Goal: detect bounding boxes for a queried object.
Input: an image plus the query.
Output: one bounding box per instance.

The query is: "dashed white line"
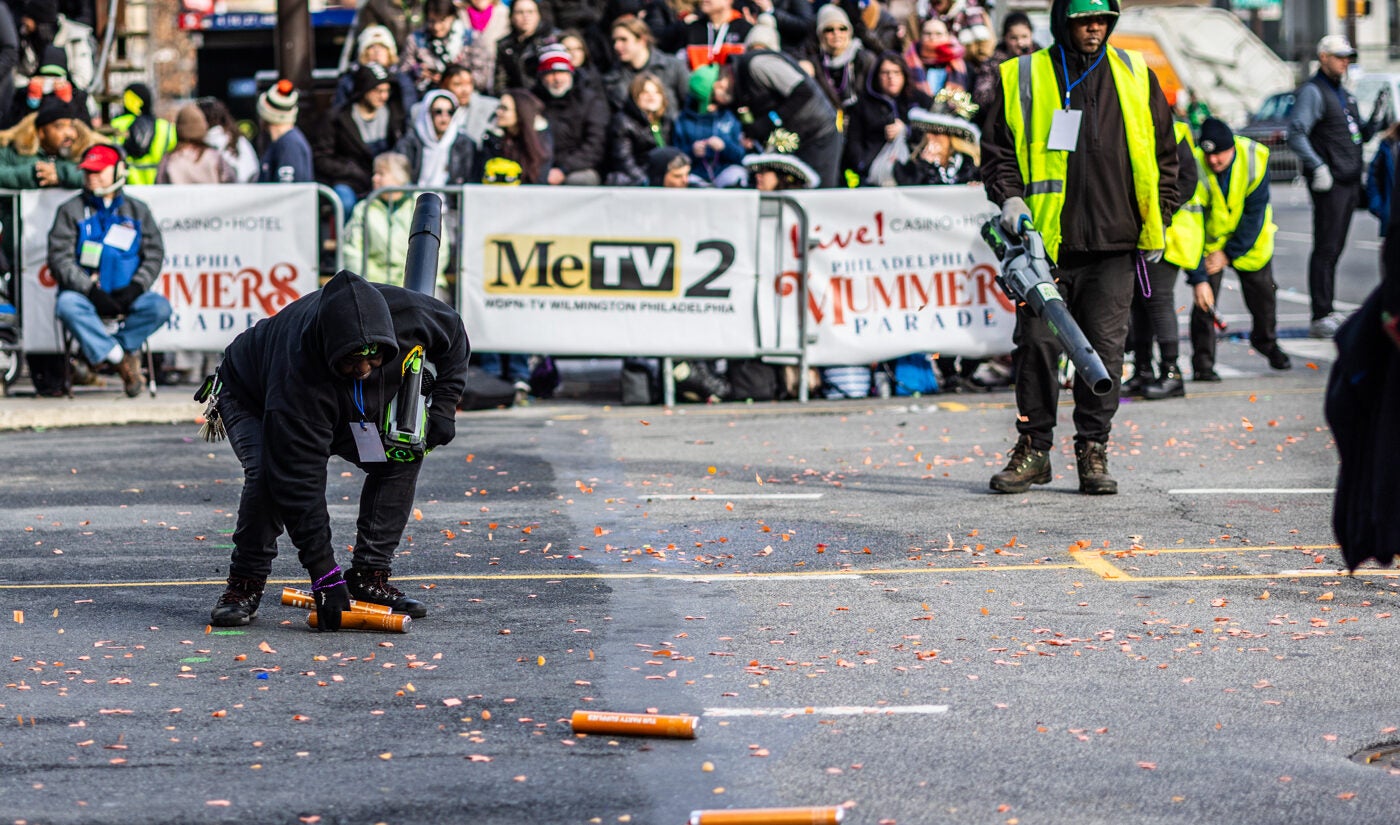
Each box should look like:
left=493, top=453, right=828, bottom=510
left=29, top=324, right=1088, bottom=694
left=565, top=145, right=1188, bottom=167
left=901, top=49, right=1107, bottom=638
left=702, top=704, right=948, bottom=718
left=1168, top=488, right=1333, bottom=495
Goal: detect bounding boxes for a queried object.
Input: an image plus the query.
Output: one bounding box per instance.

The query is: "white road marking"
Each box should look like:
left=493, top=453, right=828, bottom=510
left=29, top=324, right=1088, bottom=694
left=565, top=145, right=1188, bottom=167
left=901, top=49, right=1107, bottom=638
left=1276, top=288, right=1361, bottom=311
left=1277, top=230, right=1381, bottom=251
left=703, top=704, right=949, bottom=718
left=643, top=493, right=824, bottom=501
left=1168, top=488, right=1334, bottom=495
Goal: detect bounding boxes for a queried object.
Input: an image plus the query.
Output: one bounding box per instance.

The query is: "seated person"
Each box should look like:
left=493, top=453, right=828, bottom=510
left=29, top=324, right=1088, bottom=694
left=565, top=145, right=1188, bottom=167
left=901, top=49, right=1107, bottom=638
left=0, top=97, right=101, bottom=189
left=646, top=146, right=693, bottom=188
left=672, top=64, right=745, bottom=188
left=536, top=46, right=609, bottom=185
left=48, top=144, right=171, bottom=397
left=342, top=152, right=450, bottom=292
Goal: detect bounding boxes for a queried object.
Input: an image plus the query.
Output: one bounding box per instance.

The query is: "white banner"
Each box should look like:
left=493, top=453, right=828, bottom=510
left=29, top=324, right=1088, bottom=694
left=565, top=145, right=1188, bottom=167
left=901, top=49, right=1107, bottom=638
left=20, top=183, right=320, bottom=353
left=775, top=187, right=1014, bottom=366
left=460, top=186, right=762, bottom=357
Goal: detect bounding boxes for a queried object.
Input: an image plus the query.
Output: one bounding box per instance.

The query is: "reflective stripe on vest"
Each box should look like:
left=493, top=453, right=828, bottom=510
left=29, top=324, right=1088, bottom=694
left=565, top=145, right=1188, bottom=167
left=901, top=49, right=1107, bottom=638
left=1000, top=47, right=1164, bottom=262
left=112, top=115, right=176, bottom=186
left=1199, top=135, right=1275, bottom=272
left=1164, top=120, right=1207, bottom=270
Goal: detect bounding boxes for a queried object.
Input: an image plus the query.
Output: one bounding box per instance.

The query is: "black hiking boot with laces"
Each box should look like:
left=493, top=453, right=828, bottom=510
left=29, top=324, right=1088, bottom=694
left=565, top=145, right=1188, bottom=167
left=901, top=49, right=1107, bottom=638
left=210, top=576, right=265, bottom=626
left=1075, top=440, right=1118, bottom=495
left=989, top=436, right=1052, bottom=494
left=347, top=567, right=428, bottom=618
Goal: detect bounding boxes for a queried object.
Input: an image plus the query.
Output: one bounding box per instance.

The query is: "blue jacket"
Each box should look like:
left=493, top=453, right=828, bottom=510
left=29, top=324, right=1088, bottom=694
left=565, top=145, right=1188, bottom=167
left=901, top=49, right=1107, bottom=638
left=672, top=108, right=745, bottom=185
left=1366, top=137, right=1397, bottom=236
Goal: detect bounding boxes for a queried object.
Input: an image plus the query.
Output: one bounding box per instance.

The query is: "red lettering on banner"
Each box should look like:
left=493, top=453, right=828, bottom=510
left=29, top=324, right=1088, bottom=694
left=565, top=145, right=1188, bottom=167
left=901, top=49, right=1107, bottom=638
left=789, top=211, right=886, bottom=258
left=775, top=263, right=1014, bottom=326
left=159, top=264, right=303, bottom=315
left=38, top=264, right=55, bottom=288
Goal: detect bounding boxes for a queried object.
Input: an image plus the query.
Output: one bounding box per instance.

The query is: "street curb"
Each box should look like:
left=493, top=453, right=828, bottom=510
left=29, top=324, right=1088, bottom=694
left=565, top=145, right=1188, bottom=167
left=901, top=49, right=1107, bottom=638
left=0, top=396, right=200, bottom=431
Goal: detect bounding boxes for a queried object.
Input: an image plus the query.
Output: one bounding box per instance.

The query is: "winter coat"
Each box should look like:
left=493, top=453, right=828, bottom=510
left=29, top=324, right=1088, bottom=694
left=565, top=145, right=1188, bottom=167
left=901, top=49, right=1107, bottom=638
left=603, top=49, right=690, bottom=115
left=843, top=63, right=931, bottom=182
left=394, top=125, right=480, bottom=185
left=606, top=101, right=673, bottom=185
left=0, top=110, right=104, bottom=189
left=216, top=271, right=470, bottom=574
left=155, top=143, right=237, bottom=184
left=342, top=195, right=450, bottom=287
left=673, top=107, right=745, bottom=184
left=1366, top=136, right=1398, bottom=236
left=313, top=99, right=409, bottom=196
left=540, top=82, right=610, bottom=176
left=480, top=119, right=555, bottom=184
left=494, top=27, right=560, bottom=94
left=47, top=191, right=164, bottom=295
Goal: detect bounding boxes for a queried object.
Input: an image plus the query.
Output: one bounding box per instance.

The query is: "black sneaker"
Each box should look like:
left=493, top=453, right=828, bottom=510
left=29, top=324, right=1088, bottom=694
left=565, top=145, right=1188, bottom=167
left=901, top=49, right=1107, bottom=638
left=347, top=567, right=428, bottom=618
left=989, top=436, right=1052, bottom=494
left=210, top=576, right=265, bottom=626
left=1193, top=369, right=1222, bottom=382
left=1260, top=346, right=1292, bottom=371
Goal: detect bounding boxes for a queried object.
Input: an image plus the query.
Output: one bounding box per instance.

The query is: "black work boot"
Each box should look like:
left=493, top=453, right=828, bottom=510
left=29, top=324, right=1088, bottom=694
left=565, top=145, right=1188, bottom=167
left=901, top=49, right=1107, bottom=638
left=210, top=576, right=265, bottom=626
left=1120, top=367, right=1152, bottom=397
left=347, top=567, right=428, bottom=618
left=989, top=436, right=1052, bottom=494
left=1075, top=441, right=1118, bottom=495
left=1143, top=363, right=1185, bottom=400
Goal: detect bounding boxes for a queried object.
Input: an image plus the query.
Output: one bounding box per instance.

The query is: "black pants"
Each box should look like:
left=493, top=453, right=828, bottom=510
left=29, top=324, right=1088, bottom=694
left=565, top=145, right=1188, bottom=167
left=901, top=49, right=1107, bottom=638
left=1308, top=182, right=1360, bottom=321
left=1129, top=259, right=1183, bottom=371
left=797, top=129, right=844, bottom=189
left=1013, top=250, right=1135, bottom=451
left=221, top=393, right=423, bottom=582
left=1189, top=260, right=1280, bottom=373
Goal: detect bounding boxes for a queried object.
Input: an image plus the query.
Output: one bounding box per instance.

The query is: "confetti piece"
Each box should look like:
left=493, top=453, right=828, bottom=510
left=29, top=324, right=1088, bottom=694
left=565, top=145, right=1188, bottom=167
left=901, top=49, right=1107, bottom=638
left=12, top=610, right=22, bottom=624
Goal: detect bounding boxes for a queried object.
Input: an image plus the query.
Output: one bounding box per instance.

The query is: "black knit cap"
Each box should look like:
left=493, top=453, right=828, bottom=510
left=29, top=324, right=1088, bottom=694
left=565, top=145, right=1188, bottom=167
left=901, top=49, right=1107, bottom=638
left=34, top=96, right=73, bottom=128
left=1198, top=118, right=1234, bottom=155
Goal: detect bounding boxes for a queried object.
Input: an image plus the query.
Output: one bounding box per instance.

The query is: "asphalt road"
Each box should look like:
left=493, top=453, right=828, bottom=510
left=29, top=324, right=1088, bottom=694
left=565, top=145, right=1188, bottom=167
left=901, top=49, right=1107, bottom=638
left=2, top=194, right=1398, bottom=825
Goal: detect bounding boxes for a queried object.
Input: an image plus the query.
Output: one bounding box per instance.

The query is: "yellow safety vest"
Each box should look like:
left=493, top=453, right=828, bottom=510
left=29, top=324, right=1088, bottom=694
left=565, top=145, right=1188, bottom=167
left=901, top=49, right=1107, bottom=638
left=1198, top=135, right=1275, bottom=272
left=1163, top=120, right=1206, bottom=270
left=111, top=113, right=176, bottom=186
left=1000, top=47, right=1164, bottom=262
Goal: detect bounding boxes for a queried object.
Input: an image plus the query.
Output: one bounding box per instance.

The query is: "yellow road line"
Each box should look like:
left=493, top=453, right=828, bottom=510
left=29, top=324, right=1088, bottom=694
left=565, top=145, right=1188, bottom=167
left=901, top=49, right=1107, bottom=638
left=1069, top=549, right=1135, bottom=580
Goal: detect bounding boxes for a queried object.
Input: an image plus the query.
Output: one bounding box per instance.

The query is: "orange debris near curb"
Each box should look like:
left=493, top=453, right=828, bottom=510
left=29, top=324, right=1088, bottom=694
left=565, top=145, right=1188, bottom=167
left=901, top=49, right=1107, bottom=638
left=570, top=710, right=698, bottom=739
left=688, top=806, right=844, bottom=824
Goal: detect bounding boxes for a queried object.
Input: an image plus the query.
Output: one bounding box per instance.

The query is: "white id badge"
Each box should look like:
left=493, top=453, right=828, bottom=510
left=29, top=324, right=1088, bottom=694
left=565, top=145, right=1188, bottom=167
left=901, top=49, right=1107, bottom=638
left=351, top=421, right=387, bottom=462
left=1047, top=109, right=1083, bottom=152
left=103, top=223, right=137, bottom=251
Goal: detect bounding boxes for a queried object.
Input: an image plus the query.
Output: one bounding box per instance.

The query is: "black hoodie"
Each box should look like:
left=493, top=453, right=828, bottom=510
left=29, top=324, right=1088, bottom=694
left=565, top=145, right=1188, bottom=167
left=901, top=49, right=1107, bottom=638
left=980, top=0, right=1178, bottom=256
left=218, top=271, right=470, bottom=569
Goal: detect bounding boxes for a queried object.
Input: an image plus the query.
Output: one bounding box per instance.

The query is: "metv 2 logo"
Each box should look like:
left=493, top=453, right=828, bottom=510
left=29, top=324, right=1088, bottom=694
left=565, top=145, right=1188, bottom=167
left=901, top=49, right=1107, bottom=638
left=484, top=235, right=736, bottom=299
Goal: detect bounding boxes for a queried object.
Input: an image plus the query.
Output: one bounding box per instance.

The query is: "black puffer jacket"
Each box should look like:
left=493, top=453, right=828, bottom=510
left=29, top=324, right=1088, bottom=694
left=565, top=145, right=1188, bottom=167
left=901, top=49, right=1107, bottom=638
left=980, top=0, right=1178, bottom=255
left=313, top=100, right=408, bottom=196
left=606, top=100, right=673, bottom=185
left=843, top=57, right=931, bottom=181
left=540, top=81, right=611, bottom=175
left=218, top=271, right=470, bottom=571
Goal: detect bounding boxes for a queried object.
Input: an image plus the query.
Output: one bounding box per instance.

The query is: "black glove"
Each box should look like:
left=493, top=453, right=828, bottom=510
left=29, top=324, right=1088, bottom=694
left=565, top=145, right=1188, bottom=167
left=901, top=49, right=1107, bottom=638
left=111, top=283, right=144, bottom=313
left=425, top=408, right=456, bottom=450
left=87, top=287, right=122, bottom=317
left=309, top=564, right=350, bottom=632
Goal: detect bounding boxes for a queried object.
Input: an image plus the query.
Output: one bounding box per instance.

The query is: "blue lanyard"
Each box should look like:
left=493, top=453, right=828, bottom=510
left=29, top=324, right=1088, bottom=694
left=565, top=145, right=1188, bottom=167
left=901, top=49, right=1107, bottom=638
left=352, top=379, right=367, bottom=422
left=1059, top=45, right=1105, bottom=110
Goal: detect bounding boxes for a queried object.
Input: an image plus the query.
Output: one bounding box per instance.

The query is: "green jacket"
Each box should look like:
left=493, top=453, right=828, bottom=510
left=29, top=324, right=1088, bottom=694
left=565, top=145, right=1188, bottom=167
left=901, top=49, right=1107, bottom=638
left=0, top=144, right=83, bottom=189
left=342, top=194, right=449, bottom=289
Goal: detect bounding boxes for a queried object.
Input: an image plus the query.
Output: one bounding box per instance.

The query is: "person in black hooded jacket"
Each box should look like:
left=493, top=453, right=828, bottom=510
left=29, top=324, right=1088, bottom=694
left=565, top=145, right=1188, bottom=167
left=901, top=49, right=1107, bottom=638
left=980, top=0, right=1177, bottom=497
left=843, top=51, right=929, bottom=184
left=207, top=271, right=470, bottom=630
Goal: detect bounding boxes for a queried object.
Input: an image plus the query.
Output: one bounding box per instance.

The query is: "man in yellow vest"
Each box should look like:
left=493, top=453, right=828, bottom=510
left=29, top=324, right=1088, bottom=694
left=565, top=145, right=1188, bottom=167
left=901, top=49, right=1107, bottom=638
left=1188, top=118, right=1290, bottom=380
left=109, top=83, right=175, bottom=186
left=980, top=0, right=1178, bottom=495
left=1128, top=117, right=1205, bottom=401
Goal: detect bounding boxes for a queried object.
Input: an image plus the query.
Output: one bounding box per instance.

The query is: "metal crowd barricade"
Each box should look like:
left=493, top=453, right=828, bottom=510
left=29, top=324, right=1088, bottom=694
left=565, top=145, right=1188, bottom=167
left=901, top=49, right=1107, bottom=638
left=0, top=189, right=23, bottom=394
left=661, top=193, right=812, bottom=406
left=316, top=183, right=347, bottom=277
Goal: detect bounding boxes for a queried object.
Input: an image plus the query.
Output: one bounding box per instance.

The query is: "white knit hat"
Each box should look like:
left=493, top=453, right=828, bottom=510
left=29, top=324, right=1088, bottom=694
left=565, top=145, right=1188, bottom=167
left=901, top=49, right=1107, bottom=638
left=258, top=79, right=299, bottom=125
left=358, top=24, right=399, bottom=63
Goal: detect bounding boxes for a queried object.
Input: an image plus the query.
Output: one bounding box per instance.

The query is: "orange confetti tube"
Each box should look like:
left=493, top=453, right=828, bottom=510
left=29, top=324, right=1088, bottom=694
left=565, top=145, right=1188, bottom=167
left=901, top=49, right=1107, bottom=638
left=569, top=710, right=698, bottom=739
left=688, top=807, right=844, bottom=825
left=305, top=611, right=410, bottom=633
left=281, top=587, right=393, bottom=615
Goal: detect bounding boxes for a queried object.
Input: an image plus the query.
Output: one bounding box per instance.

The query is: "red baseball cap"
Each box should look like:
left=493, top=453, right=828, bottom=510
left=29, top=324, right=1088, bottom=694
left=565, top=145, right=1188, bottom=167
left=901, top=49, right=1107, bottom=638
left=78, top=144, right=121, bottom=172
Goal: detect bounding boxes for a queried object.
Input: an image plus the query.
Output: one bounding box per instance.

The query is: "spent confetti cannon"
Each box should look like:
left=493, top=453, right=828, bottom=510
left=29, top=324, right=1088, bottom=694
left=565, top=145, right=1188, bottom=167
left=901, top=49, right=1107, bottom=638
left=281, top=587, right=393, bottom=616
left=570, top=710, right=698, bottom=739
left=980, top=217, right=1113, bottom=396
left=306, top=611, right=410, bottom=633
left=688, top=807, right=845, bottom=825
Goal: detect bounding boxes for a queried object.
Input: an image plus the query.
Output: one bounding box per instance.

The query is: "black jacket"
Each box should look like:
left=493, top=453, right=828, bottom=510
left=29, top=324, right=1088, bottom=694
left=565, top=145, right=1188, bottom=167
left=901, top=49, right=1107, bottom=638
left=495, top=27, right=560, bottom=93
left=313, top=100, right=408, bottom=195
left=606, top=101, right=673, bottom=185
left=218, top=272, right=470, bottom=571
left=541, top=82, right=611, bottom=175
left=981, top=0, right=1178, bottom=255
left=843, top=60, right=931, bottom=181
left=393, top=126, right=480, bottom=185
left=729, top=49, right=838, bottom=147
